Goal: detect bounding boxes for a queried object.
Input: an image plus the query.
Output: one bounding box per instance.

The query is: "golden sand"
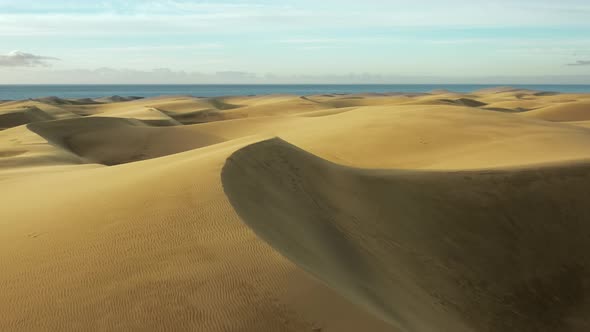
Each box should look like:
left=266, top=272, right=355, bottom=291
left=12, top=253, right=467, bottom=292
left=2, top=90, right=590, bottom=331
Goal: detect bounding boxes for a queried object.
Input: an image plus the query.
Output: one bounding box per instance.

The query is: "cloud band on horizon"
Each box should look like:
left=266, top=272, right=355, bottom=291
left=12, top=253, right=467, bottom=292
left=0, top=50, right=60, bottom=67
left=567, top=60, right=590, bottom=66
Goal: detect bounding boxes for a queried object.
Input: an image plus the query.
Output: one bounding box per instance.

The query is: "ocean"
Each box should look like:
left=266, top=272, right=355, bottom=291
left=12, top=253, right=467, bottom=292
left=1, top=84, right=590, bottom=100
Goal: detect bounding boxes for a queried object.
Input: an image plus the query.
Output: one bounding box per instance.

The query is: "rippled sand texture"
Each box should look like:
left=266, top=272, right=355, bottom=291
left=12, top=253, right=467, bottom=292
left=2, top=88, right=590, bottom=331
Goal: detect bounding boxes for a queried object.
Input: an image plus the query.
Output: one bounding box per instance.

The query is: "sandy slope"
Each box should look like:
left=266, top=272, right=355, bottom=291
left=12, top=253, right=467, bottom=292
left=2, top=89, right=590, bottom=331
left=27, top=117, right=223, bottom=165
left=0, top=124, right=90, bottom=179
left=223, top=138, right=590, bottom=332
left=0, top=137, right=398, bottom=331
left=521, top=100, right=590, bottom=122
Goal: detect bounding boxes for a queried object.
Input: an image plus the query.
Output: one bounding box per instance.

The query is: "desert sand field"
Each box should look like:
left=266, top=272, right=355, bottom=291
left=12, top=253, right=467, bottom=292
left=2, top=87, right=590, bottom=331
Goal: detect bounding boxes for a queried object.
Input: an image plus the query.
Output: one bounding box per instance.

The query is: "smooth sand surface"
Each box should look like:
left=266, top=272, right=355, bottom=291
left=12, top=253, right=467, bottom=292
left=223, top=139, right=590, bottom=332
left=521, top=100, right=590, bottom=121
left=2, top=90, right=590, bottom=331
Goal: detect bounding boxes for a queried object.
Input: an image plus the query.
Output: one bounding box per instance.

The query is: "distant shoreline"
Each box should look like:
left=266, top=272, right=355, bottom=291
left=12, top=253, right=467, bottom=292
left=1, top=84, right=589, bottom=100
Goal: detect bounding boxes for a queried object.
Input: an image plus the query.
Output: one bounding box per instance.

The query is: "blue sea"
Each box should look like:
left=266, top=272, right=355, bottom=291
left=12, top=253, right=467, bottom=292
left=1, top=84, right=590, bottom=100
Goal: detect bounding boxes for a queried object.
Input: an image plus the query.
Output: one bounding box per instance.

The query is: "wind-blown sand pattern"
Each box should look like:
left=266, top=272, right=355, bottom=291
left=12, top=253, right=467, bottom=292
left=2, top=89, right=590, bottom=331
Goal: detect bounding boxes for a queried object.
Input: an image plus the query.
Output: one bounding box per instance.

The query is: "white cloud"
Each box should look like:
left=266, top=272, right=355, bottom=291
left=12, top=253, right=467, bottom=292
left=0, top=67, right=260, bottom=84
left=567, top=60, right=590, bottom=66
left=0, top=50, right=59, bottom=67
left=1, top=66, right=589, bottom=84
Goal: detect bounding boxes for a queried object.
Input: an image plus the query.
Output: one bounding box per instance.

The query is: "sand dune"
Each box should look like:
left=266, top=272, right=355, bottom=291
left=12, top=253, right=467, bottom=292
left=3, top=90, right=590, bottom=331
left=521, top=100, right=590, bottom=122
left=0, top=136, right=395, bottom=332
left=279, top=105, right=590, bottom=169
left=94, top=106, right=182, bottom=126
left=33, top=96, right=103, bottom=106
left=441, top=97, right=487, bottom=107
left=0, top=100, right=81, bottom=129
left=0, top=124, right=88, bottom=177
left=472, top=86, right=548, bottom=96
left=27, top=117, right=222, bottom=165
left=222, top=138, right=590, bottom=332
left=94, top=95, right=144, bottom=103
left=482, top=99, right=547, bottom=111
left=0, top=106, right=54, bottom=129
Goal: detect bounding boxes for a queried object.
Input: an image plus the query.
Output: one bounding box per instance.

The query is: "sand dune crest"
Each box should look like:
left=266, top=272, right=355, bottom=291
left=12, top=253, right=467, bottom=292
left=222, top=138, right=590, bottom=332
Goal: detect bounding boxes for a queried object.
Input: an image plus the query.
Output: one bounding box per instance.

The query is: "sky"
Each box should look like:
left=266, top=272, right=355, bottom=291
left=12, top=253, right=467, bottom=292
left=0, top=0, right=590, bottom=84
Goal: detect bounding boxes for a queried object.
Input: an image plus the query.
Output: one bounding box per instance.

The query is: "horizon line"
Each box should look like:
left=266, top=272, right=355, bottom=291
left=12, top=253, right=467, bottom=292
left=1, top=83, right=590, bottom=86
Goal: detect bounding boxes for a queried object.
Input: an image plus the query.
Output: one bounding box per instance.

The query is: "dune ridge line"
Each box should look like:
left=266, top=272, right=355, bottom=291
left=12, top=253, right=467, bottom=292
left=222, top=137, right=590, bottom=332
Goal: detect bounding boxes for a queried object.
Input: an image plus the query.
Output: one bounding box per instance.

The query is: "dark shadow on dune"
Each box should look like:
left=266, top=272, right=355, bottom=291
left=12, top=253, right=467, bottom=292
left=222, top=138, right=590, bottom=332
left=206, top=97, right=242, bottom=110
left=533, top=91, right=560, bottom=96
left=27, top=117, right=224, bottom=165
left=33, top=96, right=106, bottom=105
left=0, top=106, right=55, bottom=130
left=439, top=98, right=487, bottom=107
left=160, top=108, right=245, bottom=125
left=482, top=107, right=528, bottom=113
left=0, top=150, right=27, bottom=158
left=94, top=95, right=144, bottom=103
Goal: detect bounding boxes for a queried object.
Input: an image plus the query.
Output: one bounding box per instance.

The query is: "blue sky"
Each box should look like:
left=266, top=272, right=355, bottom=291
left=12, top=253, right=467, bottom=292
left=0, top=0, right=590, bottom=83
